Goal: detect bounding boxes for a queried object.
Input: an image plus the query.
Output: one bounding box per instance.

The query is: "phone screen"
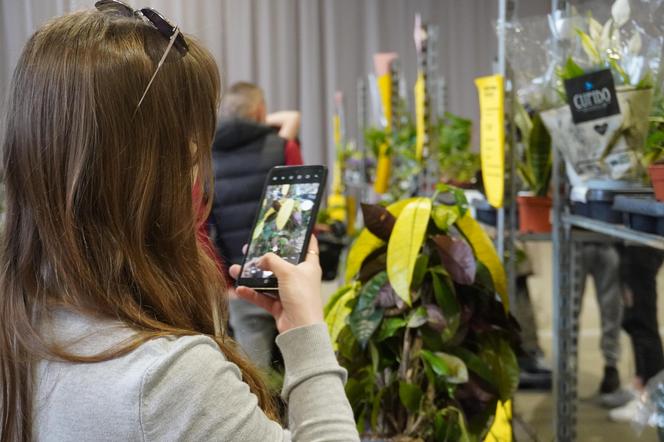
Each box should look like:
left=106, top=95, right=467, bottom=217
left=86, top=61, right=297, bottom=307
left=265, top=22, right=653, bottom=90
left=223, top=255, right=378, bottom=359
left=238, top=166, right=326, bottom=290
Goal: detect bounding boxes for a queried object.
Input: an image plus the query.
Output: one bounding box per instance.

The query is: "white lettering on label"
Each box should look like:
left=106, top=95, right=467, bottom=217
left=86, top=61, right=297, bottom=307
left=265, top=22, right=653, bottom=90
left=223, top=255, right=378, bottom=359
left=572, top=87, right=612, bottom=111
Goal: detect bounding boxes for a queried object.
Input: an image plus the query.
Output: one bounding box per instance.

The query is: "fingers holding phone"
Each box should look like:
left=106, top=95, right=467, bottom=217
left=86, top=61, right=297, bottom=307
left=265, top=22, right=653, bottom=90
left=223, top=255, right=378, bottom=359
left=229, top=235, right=323, bottom=333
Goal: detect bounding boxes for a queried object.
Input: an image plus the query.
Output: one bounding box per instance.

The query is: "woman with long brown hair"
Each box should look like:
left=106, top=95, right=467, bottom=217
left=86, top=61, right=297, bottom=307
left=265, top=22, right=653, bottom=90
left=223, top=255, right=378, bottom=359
left=0, top=3, right=358, bottom=441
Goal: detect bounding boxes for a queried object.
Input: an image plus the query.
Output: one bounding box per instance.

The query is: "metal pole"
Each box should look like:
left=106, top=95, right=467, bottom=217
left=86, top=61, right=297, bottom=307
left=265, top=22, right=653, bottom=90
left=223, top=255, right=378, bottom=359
left=550, top=0, right=577, bottom=440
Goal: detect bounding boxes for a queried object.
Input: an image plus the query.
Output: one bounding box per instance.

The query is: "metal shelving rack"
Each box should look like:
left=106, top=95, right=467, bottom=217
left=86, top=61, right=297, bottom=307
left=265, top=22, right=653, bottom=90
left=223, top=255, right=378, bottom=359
left=552, top=165, right=664, bottom=441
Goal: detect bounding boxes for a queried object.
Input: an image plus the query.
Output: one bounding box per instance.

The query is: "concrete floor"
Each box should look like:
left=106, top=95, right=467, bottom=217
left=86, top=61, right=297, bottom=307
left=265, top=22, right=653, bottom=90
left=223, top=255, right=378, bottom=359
left=511, top=250, right=664, bottom=442
left=514, top=333, right=659, bottom=441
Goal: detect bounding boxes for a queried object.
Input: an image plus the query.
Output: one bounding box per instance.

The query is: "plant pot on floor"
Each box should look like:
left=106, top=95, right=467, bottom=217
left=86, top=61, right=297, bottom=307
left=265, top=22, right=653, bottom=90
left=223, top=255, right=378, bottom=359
left=517, top=195, right=552, bottom=233
left=649, top=164, right=664, bottom=202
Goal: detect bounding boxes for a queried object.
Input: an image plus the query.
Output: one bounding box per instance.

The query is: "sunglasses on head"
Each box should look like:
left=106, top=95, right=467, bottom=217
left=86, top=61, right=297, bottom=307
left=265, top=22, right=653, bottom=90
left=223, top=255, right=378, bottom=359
left=94, top=0, right=189, bottom=109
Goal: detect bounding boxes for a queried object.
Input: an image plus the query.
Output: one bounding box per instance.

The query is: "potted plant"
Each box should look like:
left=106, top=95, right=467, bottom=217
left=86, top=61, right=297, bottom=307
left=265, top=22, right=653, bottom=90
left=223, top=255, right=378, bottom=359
left=436, top=112, right=480, bottom=188
left=514, top=102, right=553, bottom=233
left=644, top=96, right=664, bottom=200
left=325, top=186, right=520, bottom=441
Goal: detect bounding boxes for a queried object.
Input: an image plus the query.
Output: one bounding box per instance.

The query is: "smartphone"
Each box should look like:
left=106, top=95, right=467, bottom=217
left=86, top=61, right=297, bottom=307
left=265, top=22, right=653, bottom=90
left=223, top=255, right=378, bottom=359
left=237, top=165, right=327, bottom=292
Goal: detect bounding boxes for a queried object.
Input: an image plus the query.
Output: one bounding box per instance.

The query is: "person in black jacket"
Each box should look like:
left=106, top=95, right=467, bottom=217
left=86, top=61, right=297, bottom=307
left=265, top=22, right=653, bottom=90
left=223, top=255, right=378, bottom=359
left=209, top=82, right=302, bottom=369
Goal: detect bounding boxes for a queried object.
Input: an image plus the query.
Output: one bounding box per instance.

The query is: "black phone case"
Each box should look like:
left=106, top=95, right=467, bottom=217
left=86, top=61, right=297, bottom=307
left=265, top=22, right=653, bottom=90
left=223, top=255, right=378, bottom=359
left=236, top=165, right=327, bottom=292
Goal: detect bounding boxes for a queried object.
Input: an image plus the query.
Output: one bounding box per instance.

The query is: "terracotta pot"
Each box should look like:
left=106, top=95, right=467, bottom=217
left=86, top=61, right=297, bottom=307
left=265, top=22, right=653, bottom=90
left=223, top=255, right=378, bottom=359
left=517, top=195, right=552, bottom=233
left=649, top=164, right=664, bottom=202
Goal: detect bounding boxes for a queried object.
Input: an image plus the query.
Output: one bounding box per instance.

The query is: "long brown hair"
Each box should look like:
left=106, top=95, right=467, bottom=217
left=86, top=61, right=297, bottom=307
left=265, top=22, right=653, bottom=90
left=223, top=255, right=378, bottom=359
left=0, top=10, right=275, bottom=441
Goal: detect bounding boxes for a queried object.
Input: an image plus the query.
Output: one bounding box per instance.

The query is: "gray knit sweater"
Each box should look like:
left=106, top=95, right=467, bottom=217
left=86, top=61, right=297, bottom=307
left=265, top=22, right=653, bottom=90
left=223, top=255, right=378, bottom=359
left=33, top=309, right=359, bottom=441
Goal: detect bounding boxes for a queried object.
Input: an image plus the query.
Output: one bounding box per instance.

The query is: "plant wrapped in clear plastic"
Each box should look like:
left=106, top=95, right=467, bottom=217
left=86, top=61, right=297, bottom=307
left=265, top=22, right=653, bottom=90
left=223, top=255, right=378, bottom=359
left=505, top=0, right=664, bottom=186
left=633, top=370, right=664, bottom=441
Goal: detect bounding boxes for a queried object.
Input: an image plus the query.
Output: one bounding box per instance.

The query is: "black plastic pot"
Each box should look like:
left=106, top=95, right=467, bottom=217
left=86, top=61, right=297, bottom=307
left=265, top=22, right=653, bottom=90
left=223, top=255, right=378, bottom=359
left=471, top=199, right=519, bottom=229
left=317, top=233, right=345, bottom=281
left=571, top=189, right=622, bottom=224
left=613, top=196, right=664, bottom=236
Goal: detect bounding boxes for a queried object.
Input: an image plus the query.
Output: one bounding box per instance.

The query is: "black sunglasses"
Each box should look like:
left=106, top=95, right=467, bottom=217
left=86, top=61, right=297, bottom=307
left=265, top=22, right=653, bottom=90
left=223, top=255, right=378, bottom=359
left=95, top=0, right=188, bottom=54
left=94, top=0, right=188, bottom=109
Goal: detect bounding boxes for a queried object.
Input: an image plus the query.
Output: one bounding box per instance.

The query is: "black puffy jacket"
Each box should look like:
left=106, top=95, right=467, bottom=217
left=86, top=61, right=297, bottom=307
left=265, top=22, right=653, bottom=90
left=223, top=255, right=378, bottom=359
left=209, top=118, right=285, bottom=266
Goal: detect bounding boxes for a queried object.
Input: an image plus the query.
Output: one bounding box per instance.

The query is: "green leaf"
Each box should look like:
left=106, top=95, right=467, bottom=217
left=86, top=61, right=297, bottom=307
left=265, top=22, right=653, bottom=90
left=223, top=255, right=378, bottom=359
left=398, top=382, right=423, bottom=412
left=452, top=347, right=496, bottom=388
left=420, top=349, right=450, bottom=377
left=370, top=387, right=385, bottom=431
left=407, top=306, right=428, bottom=328
left=559, top=56, right=585, bottom=80
left=431, top=271, right=460, bottom=342
left=348, top=272, right=387, bottom=348
left=324, top=285, right=357, bottom=349
left=387, top=197, right=432, bottom=305
left=411, top=254, right=429, bottom=290
left=527, top=113, right=552, bottom=197
left=455, top=213, right=509, bottom=311
left=323, top=285, right=352, bottom=317
left=375, top=317, right=407, bottom=342
left=369, top=340, right=380, bottom=375
left=480, top=337, right=519, bottom=402
left=432, top=204, right=459, bottom=231
left=345, top=198, right=418, bottom=282
left=276, top=198, right=295, bottom=230
left=438, top=407, right=472, bottom=442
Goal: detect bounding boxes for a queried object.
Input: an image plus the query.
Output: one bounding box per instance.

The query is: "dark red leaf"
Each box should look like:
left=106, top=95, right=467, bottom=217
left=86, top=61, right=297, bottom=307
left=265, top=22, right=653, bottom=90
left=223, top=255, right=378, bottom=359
left=361, top=203, right=396, bottom=241
left=432, top=235, right=476, bottom=285
left=375, top=282, right=399, bottom=308
left=424, top=304, right=446, bottom=332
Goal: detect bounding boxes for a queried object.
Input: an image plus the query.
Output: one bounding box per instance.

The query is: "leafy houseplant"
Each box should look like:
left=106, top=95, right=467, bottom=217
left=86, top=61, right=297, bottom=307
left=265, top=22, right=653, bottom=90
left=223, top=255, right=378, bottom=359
left=514, top=102, right=553, bottom=233
left=436, top=112, right=480, bottom=186
left=365, top=122, right=422, bottom=204
left=644, top=96, right=664, bottom=201
left=324, top=187, right=520, bottom=441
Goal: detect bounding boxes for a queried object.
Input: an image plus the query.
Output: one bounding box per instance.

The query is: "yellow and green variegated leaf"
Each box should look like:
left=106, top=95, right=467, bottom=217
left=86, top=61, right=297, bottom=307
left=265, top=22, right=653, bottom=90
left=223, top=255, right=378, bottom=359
left=455, top=212, right=509, bottom=311
left=324, top=285, right=357, bottom=350
left=276, top=198, right=295, bottom=230
left=431, top=204, right=459, bottom=231
left=386, top=198, right=432, bottom=306
left=344, top=198, right=419, bottom=283
left=252, top=219, right=265, bottom=240
left=263, top=207, right=276, bottom=221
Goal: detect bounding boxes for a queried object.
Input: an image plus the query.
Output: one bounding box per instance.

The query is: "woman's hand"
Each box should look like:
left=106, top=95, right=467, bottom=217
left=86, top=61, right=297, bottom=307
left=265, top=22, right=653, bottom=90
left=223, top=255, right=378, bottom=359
left=228, top=235, right=324, bottom=333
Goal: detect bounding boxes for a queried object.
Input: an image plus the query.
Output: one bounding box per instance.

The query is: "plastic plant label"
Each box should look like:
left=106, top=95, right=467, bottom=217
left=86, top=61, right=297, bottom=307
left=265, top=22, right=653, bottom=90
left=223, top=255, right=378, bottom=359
left=564, top=69, right=621, bottom=124
left=475, top=75, right=505, bottom=209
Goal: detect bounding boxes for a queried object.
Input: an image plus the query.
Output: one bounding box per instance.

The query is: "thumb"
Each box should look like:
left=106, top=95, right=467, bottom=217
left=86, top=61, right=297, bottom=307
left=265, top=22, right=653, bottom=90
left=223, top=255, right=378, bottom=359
left=257, top=253, right=293, bottom=278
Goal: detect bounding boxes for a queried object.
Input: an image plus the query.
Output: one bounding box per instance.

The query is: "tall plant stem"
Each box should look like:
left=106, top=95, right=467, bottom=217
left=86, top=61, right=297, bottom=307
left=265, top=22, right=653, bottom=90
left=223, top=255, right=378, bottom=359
left=399, top=327, right=412, bottom=380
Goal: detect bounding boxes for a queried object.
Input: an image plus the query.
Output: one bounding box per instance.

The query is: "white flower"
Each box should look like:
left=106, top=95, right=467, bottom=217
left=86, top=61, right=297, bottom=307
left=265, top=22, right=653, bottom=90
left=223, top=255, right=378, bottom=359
left=611, top=0, right=631, bottom=28
left=627, top=31, right=642, bottom=55
left=598, top=19, right=613, bottom=54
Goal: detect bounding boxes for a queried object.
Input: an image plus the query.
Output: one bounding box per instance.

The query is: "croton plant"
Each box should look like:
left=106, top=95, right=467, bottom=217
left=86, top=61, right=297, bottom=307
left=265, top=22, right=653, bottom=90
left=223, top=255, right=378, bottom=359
left=324, top=187, right=521, bottom=441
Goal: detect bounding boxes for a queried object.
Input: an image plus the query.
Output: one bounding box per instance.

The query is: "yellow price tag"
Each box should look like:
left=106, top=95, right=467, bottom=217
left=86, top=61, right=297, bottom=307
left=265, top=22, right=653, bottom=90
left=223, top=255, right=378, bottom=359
left=484, top=400, right=512, bottom=442
left=414, top=73, right=426, bottom=162
left=374, top=73, right=393, bottom=194
left=475, top=75, right=505, bottom=208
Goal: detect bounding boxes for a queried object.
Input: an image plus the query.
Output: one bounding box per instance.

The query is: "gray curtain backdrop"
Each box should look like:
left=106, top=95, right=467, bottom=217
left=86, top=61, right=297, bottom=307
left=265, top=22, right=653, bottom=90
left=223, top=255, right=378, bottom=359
left=0, top=0, right=550, bottom=167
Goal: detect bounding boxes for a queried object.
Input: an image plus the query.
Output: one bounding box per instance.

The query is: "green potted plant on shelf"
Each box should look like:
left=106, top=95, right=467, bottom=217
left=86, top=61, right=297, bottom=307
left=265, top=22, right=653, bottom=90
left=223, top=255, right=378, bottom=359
left=644, top=96, right=664, bottom=200
left=436, top=112, right=480, bottom=188
left=514, top=102, right=553, bottom=233
left=324, top=186, right=520, bottom=441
